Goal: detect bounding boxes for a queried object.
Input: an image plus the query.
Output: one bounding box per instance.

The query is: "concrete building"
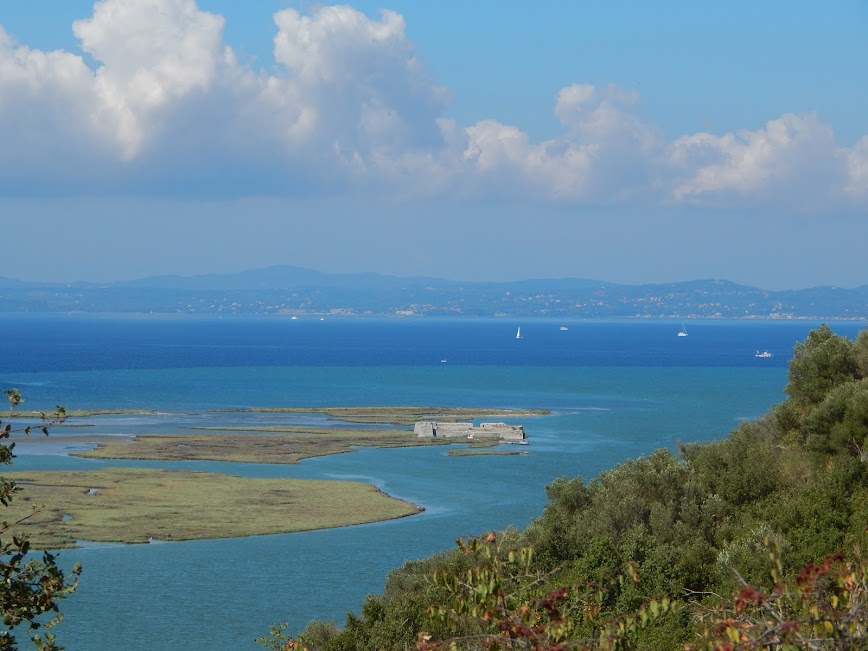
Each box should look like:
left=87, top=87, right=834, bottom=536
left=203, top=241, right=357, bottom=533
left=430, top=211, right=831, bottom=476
left=414, top=421, right=526, bottom=442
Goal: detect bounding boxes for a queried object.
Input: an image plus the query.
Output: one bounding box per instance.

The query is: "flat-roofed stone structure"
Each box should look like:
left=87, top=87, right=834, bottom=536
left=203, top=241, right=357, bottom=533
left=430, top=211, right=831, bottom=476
left=414, top=421, right=526, bottom=441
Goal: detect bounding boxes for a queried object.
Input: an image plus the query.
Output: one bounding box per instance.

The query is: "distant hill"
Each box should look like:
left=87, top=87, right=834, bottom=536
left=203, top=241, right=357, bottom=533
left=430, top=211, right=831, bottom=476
left=115, top=266, right=458, bottom=292
left=0, top=266, right=866, bottom=319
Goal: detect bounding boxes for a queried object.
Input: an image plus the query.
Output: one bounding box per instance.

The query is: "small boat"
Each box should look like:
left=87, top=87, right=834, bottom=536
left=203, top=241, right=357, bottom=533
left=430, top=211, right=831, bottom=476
left=559, top=326, right=569, bottom=331
left=515, top=327, right=522, bottom=339
left=440, top=359, right=448, bottom=364
left=290, top=316, right=298, bottom=320
left=677, top=322, right=688, bottom=337
left=755, top=350, right=773, bottom=358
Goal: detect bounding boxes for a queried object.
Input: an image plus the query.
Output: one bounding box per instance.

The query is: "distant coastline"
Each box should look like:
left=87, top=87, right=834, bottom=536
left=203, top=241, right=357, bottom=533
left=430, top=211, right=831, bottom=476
left=2, top=265, right=867, bottom=319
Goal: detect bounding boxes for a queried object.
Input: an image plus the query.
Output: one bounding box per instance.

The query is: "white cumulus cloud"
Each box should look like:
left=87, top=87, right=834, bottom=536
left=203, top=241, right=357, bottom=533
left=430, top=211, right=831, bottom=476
left=461, top=83, right=662, bottom=201
left=668, top=114, right=846, bottom=209
left=262, top=6, right=449, bottom=178
left=0, top=26, right=113, bottom=189
left=72, top=0, right=226, bottom=158
left=0, top=0, right=865, bottom=212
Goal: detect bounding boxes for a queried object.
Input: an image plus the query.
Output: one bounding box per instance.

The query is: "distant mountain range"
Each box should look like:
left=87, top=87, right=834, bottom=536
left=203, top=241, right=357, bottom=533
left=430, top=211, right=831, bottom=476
left=0, top=266, right=866, bottom=319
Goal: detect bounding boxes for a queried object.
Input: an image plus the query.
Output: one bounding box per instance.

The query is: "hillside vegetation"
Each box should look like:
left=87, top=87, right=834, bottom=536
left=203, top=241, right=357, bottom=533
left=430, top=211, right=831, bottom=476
left=263, top=324, right=868, bottom=650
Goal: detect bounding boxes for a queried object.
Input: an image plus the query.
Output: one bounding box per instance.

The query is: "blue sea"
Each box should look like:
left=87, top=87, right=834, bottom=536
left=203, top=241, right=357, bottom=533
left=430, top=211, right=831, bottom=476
left=1, top=314, right=864, bottom=651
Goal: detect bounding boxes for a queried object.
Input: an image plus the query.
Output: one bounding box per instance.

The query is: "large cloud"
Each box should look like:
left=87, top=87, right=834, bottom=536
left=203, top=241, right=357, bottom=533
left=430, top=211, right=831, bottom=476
left=271, top=7, right=447, bottom=146
left=0, top=26, right=111, bottom=191
left=71, top=0, right=226, bottom=159
left=459, top=84, right=663, bottom=200
left=0, top=0, right=231, bottom=193
left=0, top=1, right=453, bottom=193
left=668, top=114, right=847, bottom=209
left=260, top=6, right=452, bottom=188
left=0, top=0, right=864, bottom=210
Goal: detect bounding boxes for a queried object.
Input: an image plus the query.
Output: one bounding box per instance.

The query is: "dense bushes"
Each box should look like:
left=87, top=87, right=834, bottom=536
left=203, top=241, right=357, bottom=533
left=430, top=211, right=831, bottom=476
left=266, top=324, right=868, bottom=651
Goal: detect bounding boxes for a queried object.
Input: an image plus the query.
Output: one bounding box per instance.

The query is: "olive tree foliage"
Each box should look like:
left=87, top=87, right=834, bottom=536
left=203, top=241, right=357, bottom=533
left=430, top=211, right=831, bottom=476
left=0, top=390, right=80, bottom=651
left=785, top=324, right=857, bottom=408
left=803, top=378, right=868, bottom=456
left=853, top=329, right=868, bottom=379
left=777, top=324, right=868, bottom=460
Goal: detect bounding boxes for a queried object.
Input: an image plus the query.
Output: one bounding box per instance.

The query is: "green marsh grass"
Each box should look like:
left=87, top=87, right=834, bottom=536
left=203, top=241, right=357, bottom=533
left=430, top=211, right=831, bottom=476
left=4, top=467, right=422, bottom=549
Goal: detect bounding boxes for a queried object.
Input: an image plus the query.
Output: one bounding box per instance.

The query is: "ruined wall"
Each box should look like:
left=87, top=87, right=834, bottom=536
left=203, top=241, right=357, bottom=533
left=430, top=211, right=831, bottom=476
left=414, top=421, right=526, bottom=441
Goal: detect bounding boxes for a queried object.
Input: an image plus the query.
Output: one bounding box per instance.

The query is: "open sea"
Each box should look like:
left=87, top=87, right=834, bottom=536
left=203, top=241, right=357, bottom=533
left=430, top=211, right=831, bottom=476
left=1, top=314, right=865, bottom=651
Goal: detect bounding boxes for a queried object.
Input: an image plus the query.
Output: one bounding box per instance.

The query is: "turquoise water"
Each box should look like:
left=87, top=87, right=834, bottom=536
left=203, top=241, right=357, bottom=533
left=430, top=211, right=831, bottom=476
left=1, top=316, right=860, bottom=650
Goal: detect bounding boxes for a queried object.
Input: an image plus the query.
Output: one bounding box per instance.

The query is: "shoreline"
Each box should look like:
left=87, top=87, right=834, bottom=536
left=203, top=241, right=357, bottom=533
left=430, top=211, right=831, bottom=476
left=3, top=405, right=535, bottom=547
left=4, top=467, right=426, bottom=549
left=10, top=405, right=548, bottom=422
left=10, top=406, right=543, bottom=463
left=3, top=312, right=866, bottom=322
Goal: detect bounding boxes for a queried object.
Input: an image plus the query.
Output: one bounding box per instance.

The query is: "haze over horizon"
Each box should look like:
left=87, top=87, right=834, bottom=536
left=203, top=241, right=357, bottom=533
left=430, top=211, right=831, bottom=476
left=1, top=1, right=866, bottom=290
left=2, top=263, right=865, bottom=295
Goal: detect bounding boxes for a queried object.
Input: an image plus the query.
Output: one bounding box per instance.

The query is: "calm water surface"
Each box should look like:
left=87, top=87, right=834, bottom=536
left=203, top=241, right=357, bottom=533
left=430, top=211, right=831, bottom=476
left=1, top=315, right=864, bottom=650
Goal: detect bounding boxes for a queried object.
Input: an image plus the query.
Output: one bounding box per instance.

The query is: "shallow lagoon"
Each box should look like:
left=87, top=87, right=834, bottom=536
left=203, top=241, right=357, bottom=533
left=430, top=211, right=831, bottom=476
left=2, top=316, right=863, bottom=650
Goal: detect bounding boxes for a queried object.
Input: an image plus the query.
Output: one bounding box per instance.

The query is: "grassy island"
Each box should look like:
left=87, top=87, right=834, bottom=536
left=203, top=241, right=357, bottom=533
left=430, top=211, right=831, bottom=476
left=72, top=428, right=450, bottom=464
left=209, top=405, right=549, bottom=425
left=3, top=467, right=422, bottom=549
left=3, top=405, right=540, bottom=549
left=72, top=406, right=544, bottom=464
left=17, top=406, right=548, bottom=424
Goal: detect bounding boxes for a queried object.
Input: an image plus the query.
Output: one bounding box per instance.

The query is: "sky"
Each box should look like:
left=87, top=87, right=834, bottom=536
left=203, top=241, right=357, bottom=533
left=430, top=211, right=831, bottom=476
left=0, top=1, right=866, bottom=289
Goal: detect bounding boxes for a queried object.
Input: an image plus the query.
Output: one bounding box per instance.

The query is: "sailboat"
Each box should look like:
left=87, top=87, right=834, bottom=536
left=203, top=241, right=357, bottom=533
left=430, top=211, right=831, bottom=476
left=677, top=322, right=688, bottom=337
left=515, top=327, right=522, bottom=340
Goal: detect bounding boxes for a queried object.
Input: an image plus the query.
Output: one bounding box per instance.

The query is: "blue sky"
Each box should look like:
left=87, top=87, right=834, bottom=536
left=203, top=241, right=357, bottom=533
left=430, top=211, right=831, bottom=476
left=1, top=1, right=866, bottom=288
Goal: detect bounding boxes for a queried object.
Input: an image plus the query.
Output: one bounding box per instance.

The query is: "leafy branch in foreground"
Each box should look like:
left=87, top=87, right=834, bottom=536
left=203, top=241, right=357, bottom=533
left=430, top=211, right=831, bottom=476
left=690, top=543, right=867, bottom=651
left=0, top=389, right=80, bottom=651
left=417, top=532, right=676, bottom=651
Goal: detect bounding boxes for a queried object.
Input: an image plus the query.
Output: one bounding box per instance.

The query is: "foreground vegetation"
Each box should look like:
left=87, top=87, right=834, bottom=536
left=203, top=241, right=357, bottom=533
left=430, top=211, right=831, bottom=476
left=0, top=392, right=79, bottom=650
left=2, top=467, right=421, bottom=549
left=265, top=324, right=868, bottom=650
